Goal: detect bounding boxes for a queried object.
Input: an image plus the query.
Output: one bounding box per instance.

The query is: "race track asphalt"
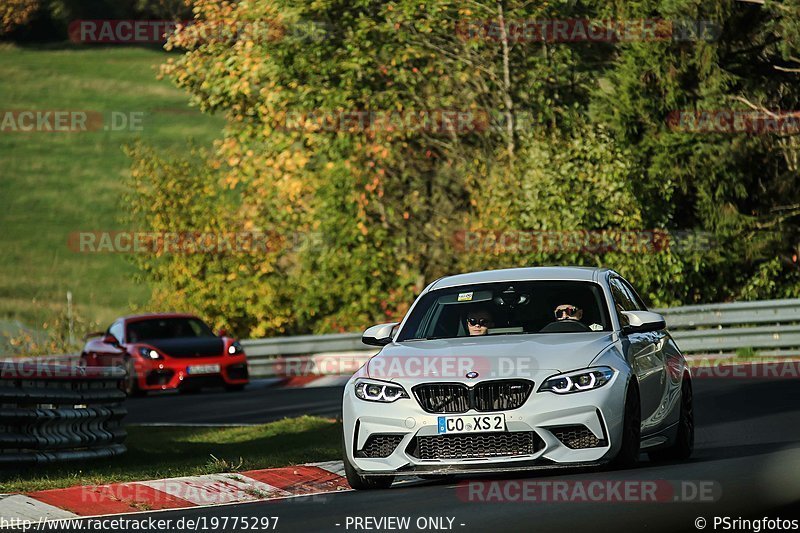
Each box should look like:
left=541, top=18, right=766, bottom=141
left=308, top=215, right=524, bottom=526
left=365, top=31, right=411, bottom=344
left=105, top=372, right=800, bottom=532
left=125, top=380, right=344, bottom=425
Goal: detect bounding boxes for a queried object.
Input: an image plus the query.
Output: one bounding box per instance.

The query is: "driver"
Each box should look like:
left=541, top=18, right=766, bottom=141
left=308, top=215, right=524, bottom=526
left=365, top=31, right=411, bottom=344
left=554, top=304, right=583, bottom=322
left=466, top=308, right=494, bottom=336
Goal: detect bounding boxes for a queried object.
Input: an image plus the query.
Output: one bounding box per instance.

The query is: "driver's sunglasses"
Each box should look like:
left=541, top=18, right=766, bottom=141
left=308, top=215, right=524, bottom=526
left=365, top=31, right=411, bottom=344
left=555, top=306, right=578, bottom=318
left=467, top=317, right=490, bottom=327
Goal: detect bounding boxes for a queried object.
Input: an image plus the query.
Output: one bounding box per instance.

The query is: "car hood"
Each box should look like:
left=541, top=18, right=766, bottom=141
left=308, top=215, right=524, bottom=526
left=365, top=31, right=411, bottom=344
left=365, top=332, right=618, bottom=382
left=140, top=337, right=224, bottom=357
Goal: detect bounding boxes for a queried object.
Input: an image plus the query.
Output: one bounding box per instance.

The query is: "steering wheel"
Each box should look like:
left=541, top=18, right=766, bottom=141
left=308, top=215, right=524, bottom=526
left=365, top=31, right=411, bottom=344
left=539, top=319, right=592, bottom=333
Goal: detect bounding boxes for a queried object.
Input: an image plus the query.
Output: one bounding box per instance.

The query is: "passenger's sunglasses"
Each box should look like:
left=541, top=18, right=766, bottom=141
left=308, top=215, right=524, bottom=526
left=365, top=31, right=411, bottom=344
left=467, top=317, right=490, bottom=327
left=555, top=306, right=578, bottom=319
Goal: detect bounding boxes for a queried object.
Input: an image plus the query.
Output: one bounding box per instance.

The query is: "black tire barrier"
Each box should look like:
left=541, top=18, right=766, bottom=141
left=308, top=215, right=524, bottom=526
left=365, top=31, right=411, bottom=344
left=0, top=362, right=128, bottom=465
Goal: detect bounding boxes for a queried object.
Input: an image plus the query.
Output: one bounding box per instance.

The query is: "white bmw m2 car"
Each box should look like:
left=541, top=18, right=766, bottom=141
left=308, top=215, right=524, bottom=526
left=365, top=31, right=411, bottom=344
left=342, top=267, right=693, bottom=489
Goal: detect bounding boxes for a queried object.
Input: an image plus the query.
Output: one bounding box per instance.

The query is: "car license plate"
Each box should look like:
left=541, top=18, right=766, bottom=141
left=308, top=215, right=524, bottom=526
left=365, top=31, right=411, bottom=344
left=437, top=414, right=506, bottom=434
left=187, top=364, right=221, bottom=375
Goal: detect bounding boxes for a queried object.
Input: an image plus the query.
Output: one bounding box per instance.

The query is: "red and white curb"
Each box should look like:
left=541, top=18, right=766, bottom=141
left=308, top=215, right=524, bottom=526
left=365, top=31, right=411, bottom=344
left=0, top=461, right=349, bottom=521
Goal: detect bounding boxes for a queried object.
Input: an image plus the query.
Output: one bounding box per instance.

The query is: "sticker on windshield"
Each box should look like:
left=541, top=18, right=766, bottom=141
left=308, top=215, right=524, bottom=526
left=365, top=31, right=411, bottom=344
left=589, top=323, right=603, bottom=331
left=457, top=292, right=473, bottom=302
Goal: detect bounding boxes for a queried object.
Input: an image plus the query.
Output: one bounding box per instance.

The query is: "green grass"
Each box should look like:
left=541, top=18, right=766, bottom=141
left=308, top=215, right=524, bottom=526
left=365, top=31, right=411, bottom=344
left=734, top=347, right=757, bottom=359
left=0, top=43, right=224, bottom=331
left=0, top=416, right=342, bottom=493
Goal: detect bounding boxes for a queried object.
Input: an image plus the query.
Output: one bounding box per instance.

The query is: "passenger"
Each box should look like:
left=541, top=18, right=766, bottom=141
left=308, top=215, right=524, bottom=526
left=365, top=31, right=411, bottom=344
left=466, top=308, right=494, bottom=336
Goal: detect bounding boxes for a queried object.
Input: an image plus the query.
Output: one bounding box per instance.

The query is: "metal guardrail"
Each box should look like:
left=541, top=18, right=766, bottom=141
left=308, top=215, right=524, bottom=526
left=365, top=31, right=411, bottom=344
left=241, top=299, right=800, bottom=377
left=0, top=363, right=127, bottom=465
left=668, top=325, right=800, bottom=353
left=654, top=299, right=800, bottom=329
left=241, top=336, right=375, bottom=379
left=11, top=300, right=793, bottom=382
left=655, top=299, right=800, bottom=354
left=240, top=333, right=374, bottom=378
left=241, top=333, right=369, bottom=357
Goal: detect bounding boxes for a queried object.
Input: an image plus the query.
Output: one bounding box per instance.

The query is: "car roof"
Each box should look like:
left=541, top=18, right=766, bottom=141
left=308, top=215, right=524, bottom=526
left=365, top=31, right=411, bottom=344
left=121, top=313, right=199, bottom=324
left=429, top=266, right=611, bottom=291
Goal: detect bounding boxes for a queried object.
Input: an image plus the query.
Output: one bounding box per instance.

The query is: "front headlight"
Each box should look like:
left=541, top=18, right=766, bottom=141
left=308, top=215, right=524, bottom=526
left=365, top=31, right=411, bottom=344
left=138, top=347, right=161, bottom=360
left=354, top=379, right=409, bottom=403
left=539, top=367, right=615, bottom=394
left=227, top=341, right=244, bottom=355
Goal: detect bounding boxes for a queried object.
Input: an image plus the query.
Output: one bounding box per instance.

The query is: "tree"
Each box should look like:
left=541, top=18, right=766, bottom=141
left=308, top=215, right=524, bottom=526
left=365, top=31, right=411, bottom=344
left=1, top=0, right=39, bottom=34
left=127, top=0, right=799, bottom=336
left=589, top=0, right=800, bottom=300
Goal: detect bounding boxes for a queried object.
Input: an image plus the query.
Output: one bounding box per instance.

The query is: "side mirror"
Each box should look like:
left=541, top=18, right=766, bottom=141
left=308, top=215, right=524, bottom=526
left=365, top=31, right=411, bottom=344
left=102, top=334, right=120, bottom=346
left=621, top=311, right=666, bottom=334
left=217, top=328, right=228, bottom=338
left=362, top=322, right=399, bottom=347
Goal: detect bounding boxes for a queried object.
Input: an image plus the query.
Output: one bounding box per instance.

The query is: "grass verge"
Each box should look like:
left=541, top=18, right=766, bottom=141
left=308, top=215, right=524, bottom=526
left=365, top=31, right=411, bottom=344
left=0, top=416, right=342, bottom=493
left=0, top=43, right=224, bottom=330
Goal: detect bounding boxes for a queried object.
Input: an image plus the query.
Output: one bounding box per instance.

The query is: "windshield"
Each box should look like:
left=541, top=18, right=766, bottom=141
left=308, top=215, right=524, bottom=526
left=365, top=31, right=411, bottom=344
left=396, top=280, right=611, bottom=341
left=126, top=317, right=215, bottom=342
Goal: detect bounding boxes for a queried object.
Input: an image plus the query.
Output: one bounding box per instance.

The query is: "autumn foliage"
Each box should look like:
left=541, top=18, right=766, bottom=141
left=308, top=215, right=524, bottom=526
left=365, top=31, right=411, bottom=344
left=1, top=0, right=39, bottom=34
left=126, top=0, right=800, bottom=337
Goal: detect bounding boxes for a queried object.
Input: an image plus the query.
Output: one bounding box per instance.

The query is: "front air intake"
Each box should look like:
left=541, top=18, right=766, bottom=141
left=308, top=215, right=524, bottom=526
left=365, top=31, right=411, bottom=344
left=355, top=434, right=405, bottom=458
left=549, top=425, right=607, bottom=449
left=406, top=431, right=544, bottom=460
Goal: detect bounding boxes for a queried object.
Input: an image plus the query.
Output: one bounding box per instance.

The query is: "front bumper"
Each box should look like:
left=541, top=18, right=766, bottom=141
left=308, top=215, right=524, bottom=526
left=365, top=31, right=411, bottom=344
left=342, top=371, right=627, bottom=476
left=134, top=355, right=249, bottom=391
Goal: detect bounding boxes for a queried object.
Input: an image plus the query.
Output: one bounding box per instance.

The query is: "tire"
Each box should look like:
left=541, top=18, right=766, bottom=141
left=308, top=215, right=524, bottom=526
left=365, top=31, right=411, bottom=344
left=122, top=359, right=144, bottom=397
left=649, top=377, right=694, bottom=462
left=225, top=384, right=246, bottom=392
left=341, top=434, right=394, bottom=490
left=610, top=380, right=641, bottom=468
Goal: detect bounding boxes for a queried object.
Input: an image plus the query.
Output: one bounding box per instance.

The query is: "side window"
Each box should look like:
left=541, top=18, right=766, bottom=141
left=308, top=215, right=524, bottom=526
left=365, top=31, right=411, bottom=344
left=188, top=320, right=203, bottom=337
left=609, top=278, right=635, bottom=326
left=610, top=278, right=635, bottom=311
left=109, top=322, right=124, bottom=343
left=620, top=279, right=647, bottom=311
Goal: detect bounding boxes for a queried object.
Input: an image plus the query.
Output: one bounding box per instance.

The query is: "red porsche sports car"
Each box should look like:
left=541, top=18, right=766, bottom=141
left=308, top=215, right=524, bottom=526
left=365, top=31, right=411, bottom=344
left=80, top=313, right=249, bottom=395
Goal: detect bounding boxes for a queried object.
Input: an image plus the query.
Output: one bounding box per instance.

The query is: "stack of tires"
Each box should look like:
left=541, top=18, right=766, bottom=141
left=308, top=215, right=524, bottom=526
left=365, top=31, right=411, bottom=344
left=0, top=362, right=127, bottom=465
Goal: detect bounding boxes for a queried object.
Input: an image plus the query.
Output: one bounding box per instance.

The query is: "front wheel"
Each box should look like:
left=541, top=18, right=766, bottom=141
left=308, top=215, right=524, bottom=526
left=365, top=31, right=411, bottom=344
left=610, top=380, right=641, bottom=468
left=122, top=359, right=144, bottom=397
left=649, top=377, right=694, bottom=462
